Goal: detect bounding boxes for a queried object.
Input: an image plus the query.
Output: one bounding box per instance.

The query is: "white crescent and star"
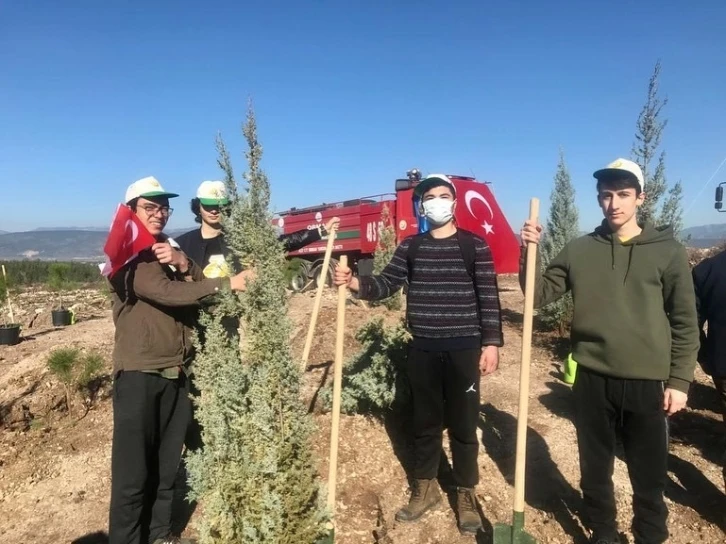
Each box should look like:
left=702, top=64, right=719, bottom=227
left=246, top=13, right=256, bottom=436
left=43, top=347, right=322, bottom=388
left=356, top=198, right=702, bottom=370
left=464, top=190, right=495, bottom=235
left=123, top=220, right=139, bottom=247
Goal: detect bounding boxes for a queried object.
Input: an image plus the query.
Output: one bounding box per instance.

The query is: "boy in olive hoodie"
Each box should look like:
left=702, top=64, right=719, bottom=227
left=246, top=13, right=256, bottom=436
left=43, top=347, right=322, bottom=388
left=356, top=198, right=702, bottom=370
left=520, top=158, right=699, bottom=544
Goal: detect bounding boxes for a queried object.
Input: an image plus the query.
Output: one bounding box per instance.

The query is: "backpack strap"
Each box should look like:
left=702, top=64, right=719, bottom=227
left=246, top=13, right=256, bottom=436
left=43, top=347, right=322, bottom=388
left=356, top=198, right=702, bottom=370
left=457, top=229, right=480, bottom=322
left=457, top=229, right=477, bottom=282
left=406, top=232, right=429, bottom=284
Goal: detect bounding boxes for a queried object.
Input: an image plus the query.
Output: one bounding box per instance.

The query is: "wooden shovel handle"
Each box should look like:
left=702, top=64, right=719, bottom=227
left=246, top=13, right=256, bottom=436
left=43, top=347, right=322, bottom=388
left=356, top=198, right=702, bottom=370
left=301, top=227, right=337, bottom=369
left=513, top=198, right=539, bottom=513
left=327, top=254, right=347, bottom=513
left=1, top=265, right=14, bottom=324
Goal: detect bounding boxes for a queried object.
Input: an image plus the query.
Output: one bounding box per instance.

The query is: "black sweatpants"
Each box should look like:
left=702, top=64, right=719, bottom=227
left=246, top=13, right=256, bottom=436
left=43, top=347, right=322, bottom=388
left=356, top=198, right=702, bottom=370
left=109, top=370, right=191, bottom=544
left=573, top=367, right=668, bottom=544
left=406, top=346, right=481, bottom=488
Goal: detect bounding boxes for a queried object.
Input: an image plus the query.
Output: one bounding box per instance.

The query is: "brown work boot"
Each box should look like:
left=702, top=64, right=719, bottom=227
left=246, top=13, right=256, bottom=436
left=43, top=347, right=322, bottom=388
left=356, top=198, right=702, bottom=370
left=456, top=487, right=482, bottom=534
left=395, top=478, right=442, bottom=522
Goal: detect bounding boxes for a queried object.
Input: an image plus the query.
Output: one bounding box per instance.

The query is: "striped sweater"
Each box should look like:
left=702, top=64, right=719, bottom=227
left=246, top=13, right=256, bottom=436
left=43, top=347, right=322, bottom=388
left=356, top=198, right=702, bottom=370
left=358, top=231, right=503, bottom=350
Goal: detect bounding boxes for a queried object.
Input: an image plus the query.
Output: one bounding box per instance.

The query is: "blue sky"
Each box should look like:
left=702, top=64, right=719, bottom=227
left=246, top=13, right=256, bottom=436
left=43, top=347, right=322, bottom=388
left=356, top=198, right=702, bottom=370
left=1, top=0, right=725, bottom=233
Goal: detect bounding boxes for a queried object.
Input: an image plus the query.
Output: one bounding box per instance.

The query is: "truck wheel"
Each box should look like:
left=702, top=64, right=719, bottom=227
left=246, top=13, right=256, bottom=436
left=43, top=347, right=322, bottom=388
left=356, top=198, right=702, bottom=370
left=357, top=258, right=374, bottom=277
left=310, top=258, right=337, bottom=288
left=289, top=260, right=312, bottom=292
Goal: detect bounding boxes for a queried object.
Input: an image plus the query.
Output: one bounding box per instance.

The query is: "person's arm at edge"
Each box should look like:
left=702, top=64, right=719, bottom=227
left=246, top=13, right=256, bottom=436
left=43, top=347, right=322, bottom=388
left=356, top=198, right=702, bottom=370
left=663, top=245, right=700, bottom=395
left=518, top=243, right=571, bottom=308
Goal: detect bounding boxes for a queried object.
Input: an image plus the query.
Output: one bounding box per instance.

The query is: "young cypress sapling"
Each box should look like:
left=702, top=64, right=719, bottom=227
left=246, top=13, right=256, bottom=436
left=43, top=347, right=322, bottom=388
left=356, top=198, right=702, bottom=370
left=185, top=104, right=328, bottom=544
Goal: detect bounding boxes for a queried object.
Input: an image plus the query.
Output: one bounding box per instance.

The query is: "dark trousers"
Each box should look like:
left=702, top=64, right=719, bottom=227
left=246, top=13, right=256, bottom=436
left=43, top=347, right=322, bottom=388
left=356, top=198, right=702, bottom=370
left=184, top=377, right=203, bottom=452
left=573, top=367, right=668, bottom=544
left=109, top=371, right=191, bottom=544
left=184, top=319, right=238, bottom=452
left=711, top=376, right=726, bottom=486
left=406, top=347, right=481, bottom=488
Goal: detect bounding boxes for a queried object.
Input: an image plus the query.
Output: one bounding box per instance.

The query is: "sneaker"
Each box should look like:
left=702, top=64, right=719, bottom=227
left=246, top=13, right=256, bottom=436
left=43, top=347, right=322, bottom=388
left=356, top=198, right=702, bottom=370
left=395, top=478, right=442, bottom=522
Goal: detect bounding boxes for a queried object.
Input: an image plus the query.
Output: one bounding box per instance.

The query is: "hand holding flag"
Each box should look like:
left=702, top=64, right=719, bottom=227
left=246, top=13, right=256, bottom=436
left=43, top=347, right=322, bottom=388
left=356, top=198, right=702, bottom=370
left=100, top=204, right=157, bottom=278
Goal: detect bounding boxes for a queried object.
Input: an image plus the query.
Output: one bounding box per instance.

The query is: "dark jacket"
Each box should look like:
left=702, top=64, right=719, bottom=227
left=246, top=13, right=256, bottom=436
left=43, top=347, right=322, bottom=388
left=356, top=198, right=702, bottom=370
left=109, top=250, right=227, bottom=373
left=521, top=221, right=699, bottom=393
left=174, top=227, right=323, bottom=273
left=693, top=249, right=726, bottom=377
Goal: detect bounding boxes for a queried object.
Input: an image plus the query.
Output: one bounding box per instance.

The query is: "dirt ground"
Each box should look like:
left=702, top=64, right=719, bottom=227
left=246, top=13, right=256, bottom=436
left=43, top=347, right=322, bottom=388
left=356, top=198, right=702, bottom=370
left=0, top=277, right=724, bottom=544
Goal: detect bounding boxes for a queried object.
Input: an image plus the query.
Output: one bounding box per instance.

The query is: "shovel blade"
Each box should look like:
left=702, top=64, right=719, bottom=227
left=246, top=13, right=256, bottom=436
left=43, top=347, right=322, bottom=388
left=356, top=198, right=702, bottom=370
left=493, top=522, right=515, bottom=544
left=493, top=518, right=537, bottom=544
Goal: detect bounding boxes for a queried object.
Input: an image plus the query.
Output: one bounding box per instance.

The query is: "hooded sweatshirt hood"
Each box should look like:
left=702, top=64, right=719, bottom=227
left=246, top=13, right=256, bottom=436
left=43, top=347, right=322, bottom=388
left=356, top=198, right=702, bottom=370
left=591, top=220, right=674, bottom=282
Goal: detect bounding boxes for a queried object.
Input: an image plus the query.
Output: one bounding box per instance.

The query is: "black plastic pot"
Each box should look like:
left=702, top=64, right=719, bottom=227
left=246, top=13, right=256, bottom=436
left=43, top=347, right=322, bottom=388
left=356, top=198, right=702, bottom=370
left=0, top=324, right=21, bottom=346
left=52, top=309, right=72, bottom=327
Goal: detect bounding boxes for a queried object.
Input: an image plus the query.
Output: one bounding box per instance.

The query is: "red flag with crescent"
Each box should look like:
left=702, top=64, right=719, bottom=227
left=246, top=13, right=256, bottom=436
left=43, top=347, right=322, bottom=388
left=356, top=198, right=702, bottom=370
left=100, top=204, right=157, bottom=278
left=449, top=178, right=521, bottom=274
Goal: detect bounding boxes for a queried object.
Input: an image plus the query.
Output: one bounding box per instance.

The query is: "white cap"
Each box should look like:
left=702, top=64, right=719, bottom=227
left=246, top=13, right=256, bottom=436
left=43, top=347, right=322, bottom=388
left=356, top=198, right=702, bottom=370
left=125, top=176, right=179, bottom=204
left=593, top=158, right=645, bottom=192
left=196, top=180, right=230, bottom=205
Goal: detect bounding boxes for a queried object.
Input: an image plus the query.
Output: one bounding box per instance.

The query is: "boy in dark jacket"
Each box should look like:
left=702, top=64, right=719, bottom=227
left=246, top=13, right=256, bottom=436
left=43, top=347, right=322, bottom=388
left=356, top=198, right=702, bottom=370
left=108, top=176, right=251, bottom=544
left=334, top=174, right=503, bottom=534
left=520, top=158, right=699, bottom=544
left=692, top=247, right=726, bottom=489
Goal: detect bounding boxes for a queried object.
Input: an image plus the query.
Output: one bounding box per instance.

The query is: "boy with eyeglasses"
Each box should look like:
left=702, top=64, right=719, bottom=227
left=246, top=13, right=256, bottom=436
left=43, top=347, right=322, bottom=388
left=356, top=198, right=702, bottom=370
left=108, top=176, right=252, bottom=544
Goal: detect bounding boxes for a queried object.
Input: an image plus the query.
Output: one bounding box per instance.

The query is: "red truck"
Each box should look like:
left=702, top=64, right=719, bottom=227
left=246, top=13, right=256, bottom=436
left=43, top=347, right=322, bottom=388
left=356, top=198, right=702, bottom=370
left=276, top=169, right=521, bottom=290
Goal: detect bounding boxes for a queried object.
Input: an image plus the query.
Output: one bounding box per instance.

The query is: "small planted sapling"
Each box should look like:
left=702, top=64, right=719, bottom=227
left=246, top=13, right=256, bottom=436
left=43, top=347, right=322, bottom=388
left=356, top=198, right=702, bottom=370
left=46, top=348, right=105, bottom=419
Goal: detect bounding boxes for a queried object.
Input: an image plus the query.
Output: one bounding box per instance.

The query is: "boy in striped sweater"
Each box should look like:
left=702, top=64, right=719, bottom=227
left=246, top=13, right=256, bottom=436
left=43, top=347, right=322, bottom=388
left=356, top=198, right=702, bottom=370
left=334, top=174, right=503, bottom=534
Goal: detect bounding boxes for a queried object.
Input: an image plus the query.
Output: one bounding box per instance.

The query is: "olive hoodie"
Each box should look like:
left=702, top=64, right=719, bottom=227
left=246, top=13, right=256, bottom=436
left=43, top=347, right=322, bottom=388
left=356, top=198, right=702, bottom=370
left=520, top=220, right=699, bottom=393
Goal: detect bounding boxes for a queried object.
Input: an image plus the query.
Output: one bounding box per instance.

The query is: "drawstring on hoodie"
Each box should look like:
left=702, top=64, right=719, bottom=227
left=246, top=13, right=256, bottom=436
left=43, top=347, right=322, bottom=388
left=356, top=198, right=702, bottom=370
left=607, top=231, right=637, bottom=284
left=623, top=244, right=635, bottom=285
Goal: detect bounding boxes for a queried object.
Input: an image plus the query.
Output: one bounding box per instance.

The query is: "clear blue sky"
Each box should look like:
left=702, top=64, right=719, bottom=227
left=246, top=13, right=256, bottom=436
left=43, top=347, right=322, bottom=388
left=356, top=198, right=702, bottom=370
left=1, top=0, right=725, bottom=233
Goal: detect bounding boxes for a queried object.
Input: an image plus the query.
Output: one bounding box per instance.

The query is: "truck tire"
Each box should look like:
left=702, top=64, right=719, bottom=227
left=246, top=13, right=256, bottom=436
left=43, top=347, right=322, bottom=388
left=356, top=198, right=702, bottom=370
left=357, top=258, right=374, bottom=277
left=310, top=258, right=337, bottom=288
left=289, top=260, right=312, bottom=292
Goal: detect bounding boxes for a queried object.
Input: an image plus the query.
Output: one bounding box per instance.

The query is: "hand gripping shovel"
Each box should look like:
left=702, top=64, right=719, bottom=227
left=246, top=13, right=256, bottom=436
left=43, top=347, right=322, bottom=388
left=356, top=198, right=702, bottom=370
left=493, top=198, right=539, bottom=544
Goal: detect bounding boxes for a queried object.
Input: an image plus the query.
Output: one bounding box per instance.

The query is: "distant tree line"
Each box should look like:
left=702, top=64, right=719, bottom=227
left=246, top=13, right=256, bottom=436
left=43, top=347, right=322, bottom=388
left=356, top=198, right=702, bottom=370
left=0, top=261, right=103, bottom=288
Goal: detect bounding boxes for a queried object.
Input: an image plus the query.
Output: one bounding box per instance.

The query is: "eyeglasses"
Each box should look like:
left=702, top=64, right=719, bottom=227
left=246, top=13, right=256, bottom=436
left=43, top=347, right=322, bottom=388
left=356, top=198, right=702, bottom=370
left=139, top=204, right=173, bottom=218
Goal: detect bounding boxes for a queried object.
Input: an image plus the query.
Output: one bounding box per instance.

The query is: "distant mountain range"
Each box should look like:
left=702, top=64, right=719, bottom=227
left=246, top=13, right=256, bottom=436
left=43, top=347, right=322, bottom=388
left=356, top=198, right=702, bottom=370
left=30, top=226, right=110, bottom=232
left=0, top=223, right=724, bottom=260
left=681, top=223, right=726, bottom=248
left=0, top=227, right=196, bottom=261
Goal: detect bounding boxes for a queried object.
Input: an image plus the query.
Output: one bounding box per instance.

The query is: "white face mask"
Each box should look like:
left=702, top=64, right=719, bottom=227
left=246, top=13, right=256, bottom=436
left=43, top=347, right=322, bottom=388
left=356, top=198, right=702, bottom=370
left=422, top=197, right=454, bottom=226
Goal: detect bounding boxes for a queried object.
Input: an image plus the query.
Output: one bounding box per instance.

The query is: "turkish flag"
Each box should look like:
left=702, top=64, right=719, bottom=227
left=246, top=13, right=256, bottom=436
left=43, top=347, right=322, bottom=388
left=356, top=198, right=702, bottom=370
left=449, top=178, right=521, bottom=274
left=100, top=204, right=157, bottom=278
